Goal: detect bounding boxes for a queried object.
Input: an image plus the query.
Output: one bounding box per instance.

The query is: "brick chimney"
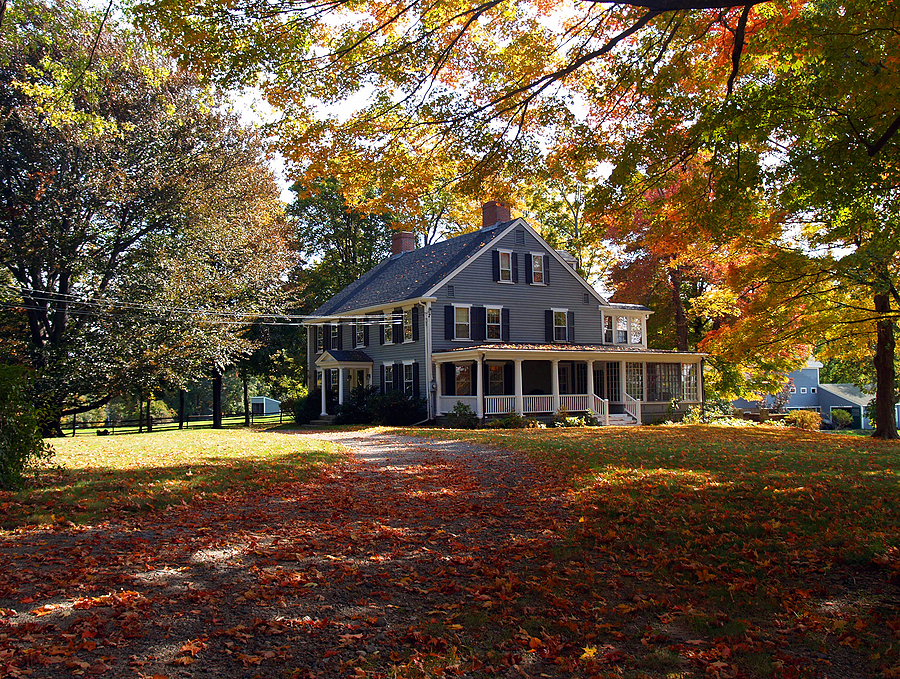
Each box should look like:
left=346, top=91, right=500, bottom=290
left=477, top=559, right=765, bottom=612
left=482, top=200, right=511, bottom=229
left=391, top=230, right=415, bottom=256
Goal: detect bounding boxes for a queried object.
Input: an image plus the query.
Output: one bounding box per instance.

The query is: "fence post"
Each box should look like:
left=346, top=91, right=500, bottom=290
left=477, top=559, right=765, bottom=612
left=72, top=414, right=76, bottom=437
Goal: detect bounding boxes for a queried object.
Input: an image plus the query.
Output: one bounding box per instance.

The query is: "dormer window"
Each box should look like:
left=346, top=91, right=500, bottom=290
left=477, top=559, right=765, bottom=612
left=630, top=317, right=643, bottom=344
left=616, top=316, right=628, bottom=343
left=604, top=316, right=613, bottom=343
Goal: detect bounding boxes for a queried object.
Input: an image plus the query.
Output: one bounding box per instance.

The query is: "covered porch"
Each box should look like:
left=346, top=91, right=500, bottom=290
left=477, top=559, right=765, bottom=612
left=314, top=350, right=373, bottom=416
left=433, top=345, right=703, bottom=425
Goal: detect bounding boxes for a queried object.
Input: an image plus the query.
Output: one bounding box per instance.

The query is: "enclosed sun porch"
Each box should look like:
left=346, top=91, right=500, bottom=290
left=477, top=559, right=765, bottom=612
left=433, top=346, right=703, bottom=425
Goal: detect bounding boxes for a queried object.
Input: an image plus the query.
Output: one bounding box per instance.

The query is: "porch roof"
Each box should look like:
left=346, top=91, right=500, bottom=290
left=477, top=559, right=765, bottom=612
left=433, top=343, right=704, bottom=361
left=315, top=350, right=374, bottom=369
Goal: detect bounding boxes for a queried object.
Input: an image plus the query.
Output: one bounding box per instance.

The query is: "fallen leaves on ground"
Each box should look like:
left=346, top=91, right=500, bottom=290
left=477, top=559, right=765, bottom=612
left=0, top=425, right=897, bottom=678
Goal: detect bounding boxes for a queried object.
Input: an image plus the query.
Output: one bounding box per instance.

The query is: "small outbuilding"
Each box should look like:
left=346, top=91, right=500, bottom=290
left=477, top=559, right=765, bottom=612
left=250, top=396, right=281, bottom=415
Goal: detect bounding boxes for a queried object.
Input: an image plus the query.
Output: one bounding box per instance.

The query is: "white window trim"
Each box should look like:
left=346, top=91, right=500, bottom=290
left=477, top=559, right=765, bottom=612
left=800, top=387, right=807, bottom=394
left=615, top=315, right=630, bottom=344
left=485, top=304, right=503, bottom=342
left=403, top=307, right=415, bottom=344
left=452, top=303, right=472, bottom=342
left=497, top=249, right=514, bottom=284
left=552, top=307, right=568, bottom=342
left=355, top=321, right=365, bottom=348
left=530, top=251, right=547, bottom=286
left=383, top=311, right=394, bottom=344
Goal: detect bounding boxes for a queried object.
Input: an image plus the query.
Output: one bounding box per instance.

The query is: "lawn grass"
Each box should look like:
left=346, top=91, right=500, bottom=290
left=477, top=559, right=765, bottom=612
left=407, top=424, right=900, bottom=677
left=1, top=427, right=345, bottom=529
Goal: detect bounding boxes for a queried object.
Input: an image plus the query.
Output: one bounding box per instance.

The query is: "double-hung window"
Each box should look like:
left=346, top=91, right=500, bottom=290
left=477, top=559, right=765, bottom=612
left=455, top=364, right=472, bottom=395
left=498, top=250, right=513, bottom=282
left=604, top=316, right=613, bottom=343
left=488, top=364, right=505, bottom=395
left=331, top=324, right=339, bottom=348
left=403, top=308, right=414, bottom=342
left=553, top=310, right=567, bottom=342
left=315, top=326, right=323, bottom=353
left=486, top=307, right=502, bottom=341
left=404, top=363, right=414, bottom=395
left=630, top=317, right=643, bottom=345
left=355, top=321, right=365, bottom=347
left=616, top=316, right=628, bottom=343
left=384, top=363, right=394, bottom=390
left=384, top=313, right=394, bottom=344
left=455, top=306, right=470, bottom=340
left=531, top=252, right=545, bottom=284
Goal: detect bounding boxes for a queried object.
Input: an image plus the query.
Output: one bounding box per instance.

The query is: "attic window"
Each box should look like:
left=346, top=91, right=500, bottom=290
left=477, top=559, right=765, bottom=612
left=515, top=230, right=525, bottom=244
left=583, top=293, right=590, bottom=304
left=447, top=285, right=455, bottom=298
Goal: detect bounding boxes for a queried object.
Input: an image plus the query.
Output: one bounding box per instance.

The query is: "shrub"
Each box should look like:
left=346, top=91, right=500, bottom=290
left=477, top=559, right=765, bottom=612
left=481, top=412, right=529, bottom=429
left=784, top=409, right=822, bottom=431
left=683, top=396, right=736, bottom=424
left=293, top=389, right=331, bottom=425
left=0, top=365, right=54, bottom=490
left=830, top=408, right=854, bottom=429
left=444, top=402, right=478, bottom=429
left=333, top=386, right=379, bottom=425
left=368, top=391, right=427, bottom=426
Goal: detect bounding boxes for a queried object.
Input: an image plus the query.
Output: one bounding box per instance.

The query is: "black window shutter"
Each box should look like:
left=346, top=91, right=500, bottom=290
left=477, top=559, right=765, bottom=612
left=393, top=308, right=402, bottom=344
left=526, top=253, right=533, bottom=284
left=380, top=317, right=385, bottom=345
left=545, top=310, right=554, bottom=342
left=444, top=363, right=456, bottom=396
left=394, top=362, right=403, bottom=391
left=472, top=306, right=486, bottom=341
left=364, top=323, right=370, bottom=347
left=492, top=250, right=500, bottom=281
left=543, top=255, right=551, bottom=284
left=501, top=308, right=510, bottom=342
left=567, top=311, right=575, bottom=344
left=413, top=362, right=421, bottom=399
left=380, top=364, right=385, bottom=394
left=512, top=253, right=519, bottom=283
left=504, top=362, right=513, bottom=393
left=444, top=305, right=454, bottom=340
left=323, top=324, right=331, bottom=350
left=412, top=306, right=419, bottom=341
left=336, top=324, right=343, bottom=350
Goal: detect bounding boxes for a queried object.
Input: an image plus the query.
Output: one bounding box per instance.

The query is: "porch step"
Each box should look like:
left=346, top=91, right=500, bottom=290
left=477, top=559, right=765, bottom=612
left=605, top=414, right=639, bottom=426
left=306, top=415, right=335, bottom=427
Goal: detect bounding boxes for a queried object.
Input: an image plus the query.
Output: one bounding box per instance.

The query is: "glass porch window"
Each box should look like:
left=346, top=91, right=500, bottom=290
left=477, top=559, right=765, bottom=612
left=625, top=363, right=643, bottom=400
left=488, top=364, right=505, bottom=395
left=455, top=364, right=472, bottom=395
left=606, top=362, right=621, bottom=401
left=682, top=363, right=699, bottom=400
left=647, top=363, right=681, bottom=401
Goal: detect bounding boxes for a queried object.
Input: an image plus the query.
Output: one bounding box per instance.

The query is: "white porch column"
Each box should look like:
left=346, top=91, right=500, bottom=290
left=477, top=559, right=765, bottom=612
left=551, top=359, right=560, bottom=413
left=338, top=367, right=345, bottom=405
left=475, top=359, right=484, bottom=419
left=435, top=362, right=443, bottom=415
left=514, top=359, right=524, bottom=416
left=320, top=371, right=327, bottom=416
left=619, top=360, right=627, bottom=402
left=586, top=360, right=595, bottom=402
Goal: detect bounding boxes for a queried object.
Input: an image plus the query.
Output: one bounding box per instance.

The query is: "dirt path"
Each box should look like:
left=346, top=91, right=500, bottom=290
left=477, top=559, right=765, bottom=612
left=0, top=429, right=580, bottom=678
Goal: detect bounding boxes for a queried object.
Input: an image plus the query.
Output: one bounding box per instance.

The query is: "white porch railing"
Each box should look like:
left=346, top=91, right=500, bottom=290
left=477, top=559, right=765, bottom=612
left=592, top=394, right=610, bottom=425
left=560, top=395, right=589, bottom=413
left=523, top=394, right=554, bottom=413
left=624, top=393, right=642, bottom=424
left=438, top=396, right=477, bottom=415
left=484, top=395, right=516, bottom=416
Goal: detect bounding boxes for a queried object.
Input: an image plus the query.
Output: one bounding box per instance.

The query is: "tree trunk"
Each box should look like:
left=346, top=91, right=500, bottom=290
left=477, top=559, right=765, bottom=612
left=242, top=371, right=250, bottom=427
left=669, top=265, right=689, bottom=351
left=146, top=396, right=153, bottom=433
left=872, top=293, right=898, bottom=439
left=138, top=393, right=144, bottom=433
left=212, top=370, right=223, bottom=429
left=179, top=389, right=185, bottom=429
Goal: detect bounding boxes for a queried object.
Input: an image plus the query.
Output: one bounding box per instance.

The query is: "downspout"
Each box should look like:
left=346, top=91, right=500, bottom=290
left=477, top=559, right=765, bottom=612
left=424, top=301, right=433, bottom=421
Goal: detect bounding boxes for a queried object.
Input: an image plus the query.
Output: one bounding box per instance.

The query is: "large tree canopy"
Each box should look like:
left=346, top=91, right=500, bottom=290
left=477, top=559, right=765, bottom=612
left=0, top=0, right=295, bottom=434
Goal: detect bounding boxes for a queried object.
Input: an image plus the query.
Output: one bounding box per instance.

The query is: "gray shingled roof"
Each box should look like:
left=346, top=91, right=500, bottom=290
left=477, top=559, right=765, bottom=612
left=819, top=383, right=874, bottom=407
left=321, top=350, right=373, bottom=363
left=309, top=222, right=512, bottom=317
left=433, top=343, right=697, bottom=355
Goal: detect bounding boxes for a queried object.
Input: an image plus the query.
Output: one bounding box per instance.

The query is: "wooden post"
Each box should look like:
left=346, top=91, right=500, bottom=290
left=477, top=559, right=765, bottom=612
left=138, top=393, right=143, bottom=433
left=72, top=413, right=76, bottom=437
left=242, top=372, right=250, bottom=427
left=213, top=370, right=223, bottom=429
left=146, top=397, right=153, bottom=433
left=178, top=390, right=185, bottom=430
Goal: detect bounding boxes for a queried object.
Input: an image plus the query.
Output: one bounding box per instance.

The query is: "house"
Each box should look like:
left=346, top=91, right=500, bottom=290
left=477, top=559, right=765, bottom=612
left=303, top=201, right=705, bottom=424
left=733, top=358, right=876, bottom=428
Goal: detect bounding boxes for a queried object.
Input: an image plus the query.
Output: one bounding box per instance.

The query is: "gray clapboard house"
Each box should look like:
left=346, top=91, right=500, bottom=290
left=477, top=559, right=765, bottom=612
left=304, top=201, right=704, bottom=424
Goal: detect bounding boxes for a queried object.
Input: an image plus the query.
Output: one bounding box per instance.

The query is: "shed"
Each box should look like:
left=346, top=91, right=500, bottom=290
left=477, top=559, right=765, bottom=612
left=250, top=396, right=281, bottom=415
